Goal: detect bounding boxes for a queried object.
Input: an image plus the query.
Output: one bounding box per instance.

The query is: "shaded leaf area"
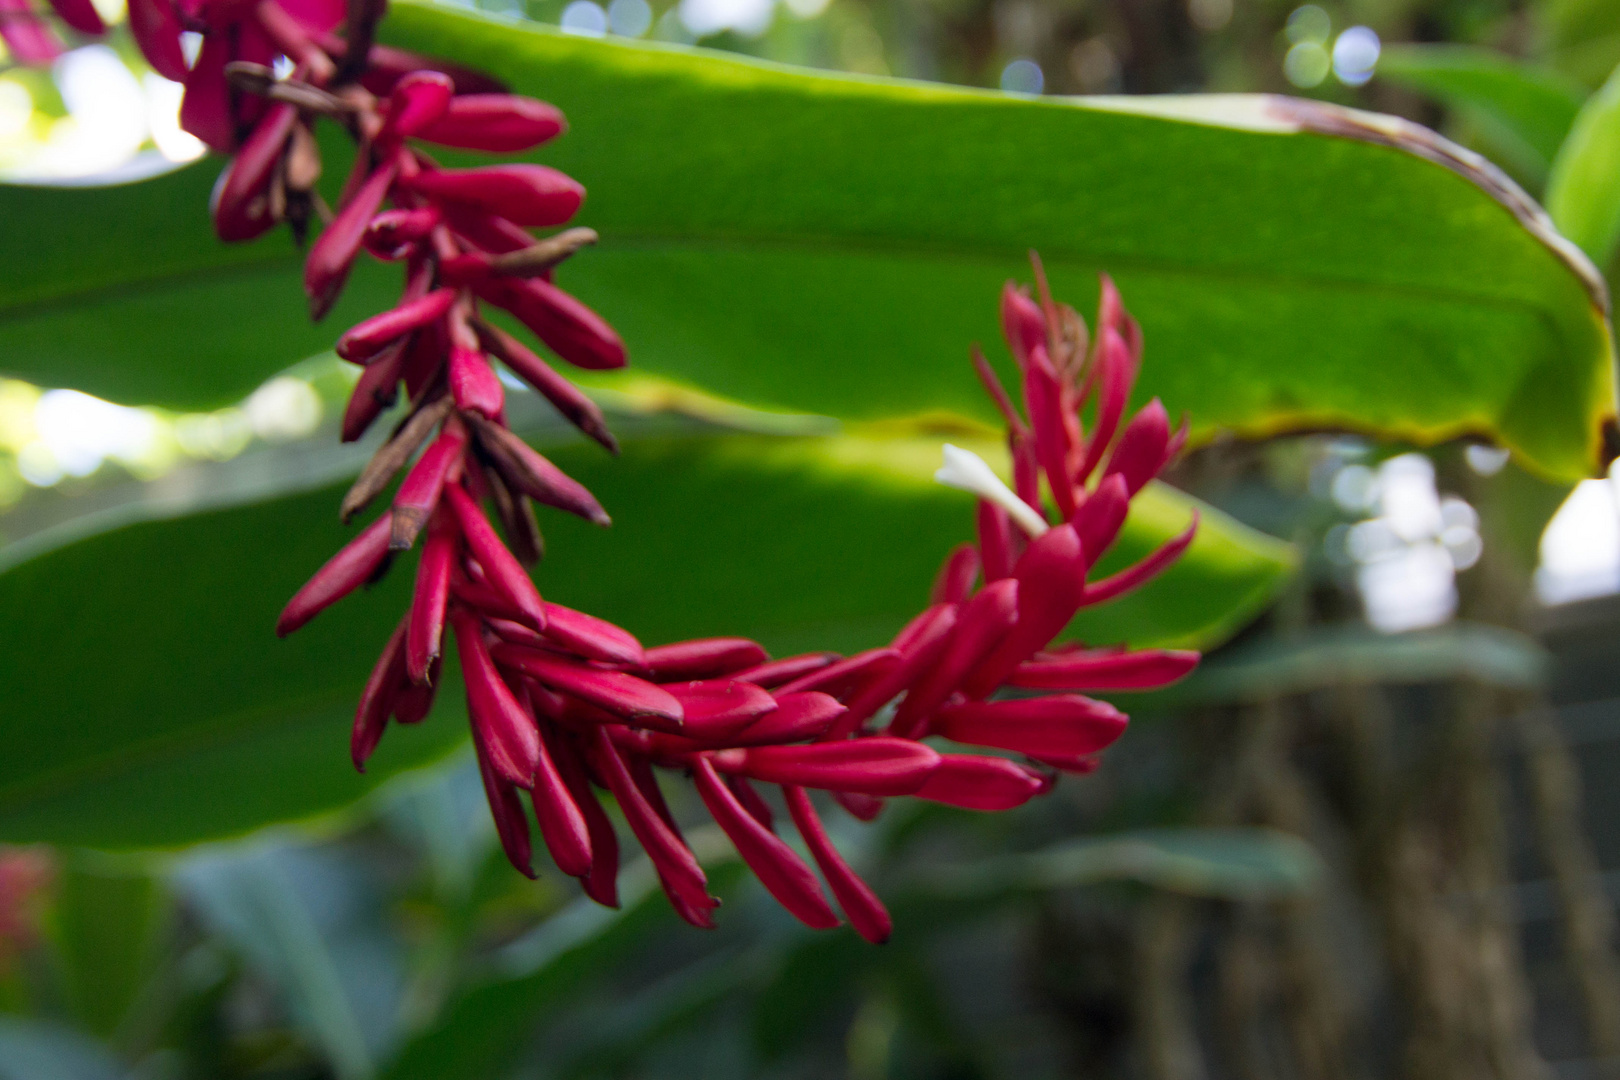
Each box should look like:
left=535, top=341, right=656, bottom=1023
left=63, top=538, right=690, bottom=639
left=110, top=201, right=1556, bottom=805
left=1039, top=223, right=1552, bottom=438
left=1548, top=60, right=1620, bottom=266
left=1134, top=621, right=1549, bottom=708
left=0, top=3, right=1612, bottom=480
left=382, top=807, right=1320, bottom=1080
left=0, top=428, right=1290, bottom=850
left=1377, top=44, right=1586, bottom=184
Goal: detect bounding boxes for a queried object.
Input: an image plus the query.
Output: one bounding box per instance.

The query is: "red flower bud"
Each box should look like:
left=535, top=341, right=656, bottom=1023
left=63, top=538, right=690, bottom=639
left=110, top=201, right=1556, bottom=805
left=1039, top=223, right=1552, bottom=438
left=383, top=70, right=454, bottom=141
left=664, top=679, right=778, bottom=739
left=930, top=543, right=981, bottom=605
left=444, top=484, right=546, bottom=631
left=587, top=728, right=717, bottom=928
left=451, top=608, right=541, bottom=787
left=693, top=757, right=840, bottom=930
left=492, top=645, right=683, bottom=726
left=934, top=694, right=1127, bottom=757
left=728, top=692, right=845, bottom=746
left=336, top=288, right=457, bottom=363
left=405, top=518, right=455, bottom=683
left=642, top=638, right=769, bottom=682
left=734, top=652, right=841, bottom=688
left=732, top=738, right=941, bottom=797
left=352, top=620, right=407, bottom=770
left=306, top=159, right=399, bottom=320
left=405, top=164, right=583, bottom=228
left=477, top=276, right=627, bottom=371
left=784, top=786, right=891, bottom=943
left=276, top=513, right=393, bottom=636
left=1010, top=648, right=1199, bottom=691
left=391, top=421, right=466, bottom=550
left=211, top=104, right=298, bottom=242
left=914, top=754, right=1044, bottom=811
left=415, top=94, right=567, bottom=152
left=127, top=0, right=187, bottom=81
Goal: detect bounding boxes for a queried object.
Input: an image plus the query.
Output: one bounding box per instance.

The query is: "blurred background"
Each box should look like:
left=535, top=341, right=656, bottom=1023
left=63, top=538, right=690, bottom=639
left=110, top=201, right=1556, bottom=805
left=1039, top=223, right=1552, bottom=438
left=4, top=0, right=1620, bottom=1077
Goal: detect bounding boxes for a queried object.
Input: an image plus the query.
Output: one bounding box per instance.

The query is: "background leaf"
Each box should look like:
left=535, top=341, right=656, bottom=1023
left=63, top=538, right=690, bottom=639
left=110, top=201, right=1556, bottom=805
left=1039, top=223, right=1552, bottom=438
left=1376, top=44, right=1585, bottom=183
left=1547, top=59, right=1620, bottom=266
left=0, top=2, right=1611, bottom=480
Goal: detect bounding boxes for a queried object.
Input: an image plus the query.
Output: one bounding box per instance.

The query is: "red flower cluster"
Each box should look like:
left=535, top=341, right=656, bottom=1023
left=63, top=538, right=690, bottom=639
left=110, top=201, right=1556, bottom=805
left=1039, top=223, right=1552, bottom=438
left=126, top=3, right=1200, bottom=938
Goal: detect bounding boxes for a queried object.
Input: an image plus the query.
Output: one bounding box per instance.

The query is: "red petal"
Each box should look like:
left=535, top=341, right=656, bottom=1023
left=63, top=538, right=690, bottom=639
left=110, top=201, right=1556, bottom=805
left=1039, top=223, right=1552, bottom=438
left=493, top=646, right=683, bottom=726
left=960, top=524, right=1086, bottom=699
left=729, top=692, right=845, bottom=746
left=1011, top=649, right=1198, bottom=691
left=1072, top=474, right=1129, bottom=566
left=477, top=276, right=627, bottom=371
left=551, top=729, right=620, bottom=906
left=47, top=0, right=104, bottom=38
left=382, top=70, right=454, bottom=141
left=127, top=0, right=187, bottom=81
left=735, top=653, right=841, bottom=688
left=352, top=621, right=407, bottom=771
left=890, top=579, right=1017, bottom=738
left=776, top=648, right=899, bottom=698
left=449, top=345, right=505, bottom=418
left=734, top=738, right=940, bottom=797
left=212, top=104, right=298, bottom=242
left=930, top=543, right=980, bottom=605
left=1104, top=399, right=1171, bottom=496
left=664, top=680, right=778, bottom=739
left=444, top=484, right=546, bottom=631
left=405, top=522, right=455, bottom=683
left=523, top=693, right=593, bottom=878
left=180, top=34, right=235, bottom=152
left=540, top=602, right=644, bottom=666
left=276, top=514, right=393, bottom=636
left=451, top=609, right=540, bottom=787
left=828, top=606, right=958, bottom=739
left=1000, top=283, right=1046, bottom=371
left=476, top=320, right=617, bottom=452
left=406, top=164, right=583, bottom=227
left=934, top=694, right=1127, bottom=757
left=416, top=94, right=566, bottom=152
left=392, top=423, right=466, bottom=550
left=1083, top=515, right=1198, bottom=604
left=913, top=754, right=1044, bottom=811
left=306, top=159, right=400, bottom=320
left=642, top=638, right=769, bottom=682
left=784, top=786, right=891, bottom=943
left=336, top=289, right=457, bottom=363
left=475, top=739, right=535, bottom=877
left=692, top=758, right=838, bottom=930
left=587, top=728, right=716, bottom=927
left=977, top=500, right=1014, bottom=582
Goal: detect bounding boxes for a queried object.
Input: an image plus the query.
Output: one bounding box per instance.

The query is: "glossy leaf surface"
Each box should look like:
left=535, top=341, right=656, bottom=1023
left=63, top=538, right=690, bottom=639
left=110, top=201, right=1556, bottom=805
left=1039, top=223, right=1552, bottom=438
left=0, top=1, right=1611, bottom=480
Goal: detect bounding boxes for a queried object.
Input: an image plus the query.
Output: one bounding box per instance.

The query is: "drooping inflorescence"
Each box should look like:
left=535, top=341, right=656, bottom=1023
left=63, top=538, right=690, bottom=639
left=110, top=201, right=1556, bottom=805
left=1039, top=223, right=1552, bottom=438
left=121, top=0, right=1200, bottom=940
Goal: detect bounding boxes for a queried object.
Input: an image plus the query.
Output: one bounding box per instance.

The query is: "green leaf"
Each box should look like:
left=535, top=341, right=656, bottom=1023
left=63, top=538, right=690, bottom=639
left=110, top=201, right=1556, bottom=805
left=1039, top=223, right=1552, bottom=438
left=1547, top=60, right=1620, bottom=267
left=0, top=2, right=1612, bottom=480
left=1139, top=621, right=1548, bottom=708
left=45, top=856, right=168, bottom=1042
left=0, top=423, right=1291, bottom=850
left=1376, top=44, right=1586, bottom=182
left=914, top=826, right=1324, bottom=901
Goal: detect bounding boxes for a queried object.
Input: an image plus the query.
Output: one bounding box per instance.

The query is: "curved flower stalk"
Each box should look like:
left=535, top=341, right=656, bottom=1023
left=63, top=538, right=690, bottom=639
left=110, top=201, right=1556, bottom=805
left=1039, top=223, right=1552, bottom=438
left=0, top=0, right=105, bottom=64
left=132, top=0, right=1202, bottom=937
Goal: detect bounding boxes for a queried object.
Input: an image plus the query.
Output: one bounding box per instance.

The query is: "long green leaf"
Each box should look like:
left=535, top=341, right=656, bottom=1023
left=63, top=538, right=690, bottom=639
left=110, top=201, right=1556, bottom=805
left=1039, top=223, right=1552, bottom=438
left=1376, top=44, right=1585, bottom=182
left=0, top=2, right=1611, bottom=480
left=0, top=423, right=1290, bottom=849
left=1547, top=60, right=1620, bottom=267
